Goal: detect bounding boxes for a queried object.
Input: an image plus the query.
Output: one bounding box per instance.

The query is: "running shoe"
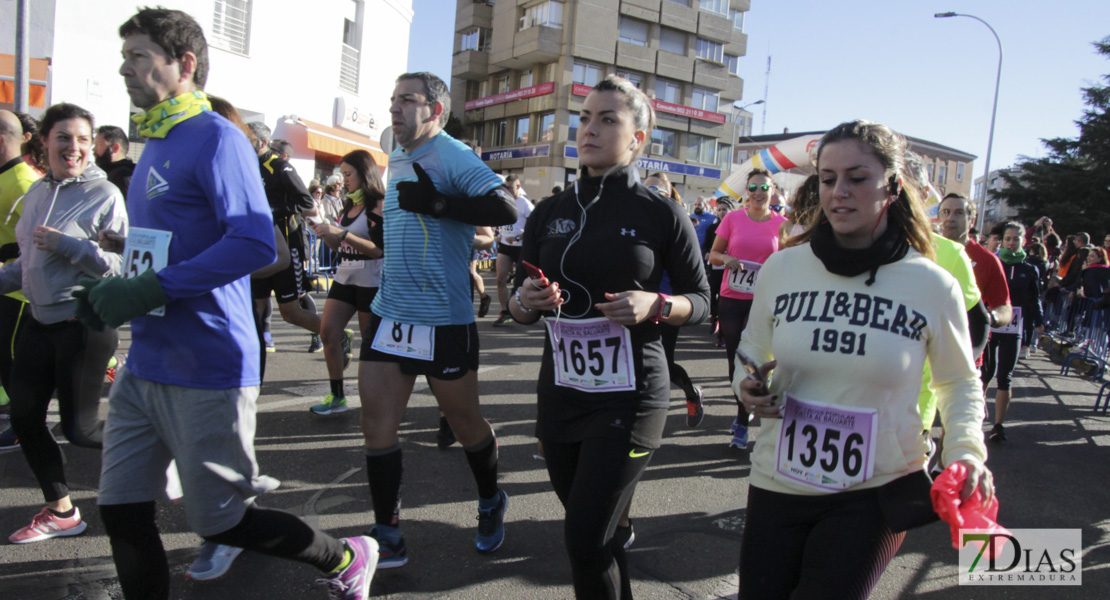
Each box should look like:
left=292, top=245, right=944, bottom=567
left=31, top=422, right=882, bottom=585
left=478, top=294, right=492, bottom=318
left=368, top=526, right=408, bottom=569
left=437, top=416, right=457, bottom=449
left=492, top=313, right=513, bottom=327
left=475, top=489, right=509, bottom=553
left=714, top=336, right=726, bottom=348
left=311, top=394, right=348, bottom=416
left=686, top=386, right=705, bottom=428
left=309, top=333, right=324, bottom=353
left=615, top=520, right=635, bottom=550
left=728, top=419, right=749, bottom=450
left=9, top=507, right=87, bottom=543
left=341, top=329, right=354, bottom=368
left=989, top=423, right=1006, bottom=443
left=320, top=536, right=379, bottom=600
left=186, top=542, right=243, bottom=581
left=0, top=426, right=18, bottom=452
left=1021, top=346, right=1031, bottom=360
left=265, top=340, right=276, bottom=353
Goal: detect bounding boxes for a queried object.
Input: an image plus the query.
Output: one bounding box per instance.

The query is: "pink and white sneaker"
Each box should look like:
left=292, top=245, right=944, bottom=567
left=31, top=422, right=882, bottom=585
left=9, top=507, right=88, bottom=544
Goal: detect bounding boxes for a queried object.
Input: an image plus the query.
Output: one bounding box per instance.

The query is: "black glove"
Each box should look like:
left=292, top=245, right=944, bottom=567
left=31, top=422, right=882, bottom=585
left=396, top=162, right=448, bottom=218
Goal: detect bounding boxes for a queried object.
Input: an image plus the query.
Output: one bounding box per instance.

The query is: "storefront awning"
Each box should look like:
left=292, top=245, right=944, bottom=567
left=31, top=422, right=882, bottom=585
left=0, top=54, right=48, bottom=109
left=298, top=117, right=389, bottom=166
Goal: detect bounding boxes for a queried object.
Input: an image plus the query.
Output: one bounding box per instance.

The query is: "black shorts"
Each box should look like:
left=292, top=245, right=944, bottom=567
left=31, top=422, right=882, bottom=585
left=251, top=245, right=305, bottom=303
left=498, top=244, right=521, bottom=261
left=360, top=314, right=479, bottom=381
left=327, top=281, right=377, bottom=313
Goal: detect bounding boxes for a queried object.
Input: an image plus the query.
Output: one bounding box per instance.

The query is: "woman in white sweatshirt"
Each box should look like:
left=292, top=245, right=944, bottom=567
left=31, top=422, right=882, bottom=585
left=735, top=120, right=992, bottom=599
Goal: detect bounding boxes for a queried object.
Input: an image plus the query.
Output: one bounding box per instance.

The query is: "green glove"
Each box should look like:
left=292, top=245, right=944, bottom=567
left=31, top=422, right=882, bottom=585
left=71, top=278, right=107, bottom=331
left=87, top=269, right=169, bottom=328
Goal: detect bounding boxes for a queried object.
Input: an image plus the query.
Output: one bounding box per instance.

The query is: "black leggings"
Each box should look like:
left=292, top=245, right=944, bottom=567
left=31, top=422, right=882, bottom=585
left=660, top=323, right=698, bottom=402
left=718, top=296, right=754, bottom=421
left=981, top=332, right=1020, bottom=392
left=740, top=486, right=905, bottom=600
left=101, top=502, right=346, bottom=600
left=0, top=295, right=29, bottom=391
left=542, top=436, right=655, bottom=600
left=707, top=268, right=724, bottom=324
left=9, top=317, right=116, bottom=502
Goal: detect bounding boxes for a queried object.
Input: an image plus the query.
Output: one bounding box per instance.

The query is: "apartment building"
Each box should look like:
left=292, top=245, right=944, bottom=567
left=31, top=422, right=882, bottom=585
left=451, top=0, right=751, bottom=199
left=976, top=167, right=1021, bottom=229
left=1, top=0, right=410, bottom=182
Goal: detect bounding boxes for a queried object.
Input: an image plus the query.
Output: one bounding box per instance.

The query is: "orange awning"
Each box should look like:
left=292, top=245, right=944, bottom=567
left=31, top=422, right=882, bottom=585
left=299, top=117, right=389, bottom=166
left=0, top=54, right=48, bottom=108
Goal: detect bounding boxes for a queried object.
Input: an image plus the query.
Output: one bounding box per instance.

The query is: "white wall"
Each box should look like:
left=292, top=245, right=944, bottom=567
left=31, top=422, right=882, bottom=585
left=11, top=0, right=414, bottom=178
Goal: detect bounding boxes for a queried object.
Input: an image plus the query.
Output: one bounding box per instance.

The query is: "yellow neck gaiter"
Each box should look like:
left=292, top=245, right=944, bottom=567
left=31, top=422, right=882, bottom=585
left=132, top=91, right=212, bottom=139
left=348, top=189, right=365, bottom=206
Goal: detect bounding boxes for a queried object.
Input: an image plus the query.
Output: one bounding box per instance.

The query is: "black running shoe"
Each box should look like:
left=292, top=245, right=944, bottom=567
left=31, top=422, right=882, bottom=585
left=989, top=423, right=1006, bottom=443
left=686, top=386, right=705, bottom=428
left=478, top=295, right=492, bottom=318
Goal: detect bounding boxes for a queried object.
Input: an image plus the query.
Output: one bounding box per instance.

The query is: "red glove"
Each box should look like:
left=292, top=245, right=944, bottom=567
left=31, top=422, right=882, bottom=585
left=931, top=462, right=1009, bottom=559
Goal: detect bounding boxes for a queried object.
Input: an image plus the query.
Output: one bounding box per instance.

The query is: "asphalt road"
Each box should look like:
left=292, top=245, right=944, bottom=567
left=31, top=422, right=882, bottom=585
left=2, top=281, right=1109, bottom=599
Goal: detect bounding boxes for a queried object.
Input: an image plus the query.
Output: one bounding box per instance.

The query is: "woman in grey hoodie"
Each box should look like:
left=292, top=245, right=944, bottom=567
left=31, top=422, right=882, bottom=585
left=0, top=103, right=127, bottom=544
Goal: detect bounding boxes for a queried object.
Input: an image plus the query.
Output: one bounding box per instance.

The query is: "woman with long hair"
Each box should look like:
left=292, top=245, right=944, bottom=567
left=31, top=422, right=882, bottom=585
left=737, top=120, right=991, bottom=598
left=512, top=75, right=709, bottom=599
left=309, top=149, right=385, bottom=415
left=0, top=102, right=127, bottom=543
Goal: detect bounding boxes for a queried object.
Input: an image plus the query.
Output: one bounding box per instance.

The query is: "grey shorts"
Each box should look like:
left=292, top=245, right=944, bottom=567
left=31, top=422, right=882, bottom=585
left=97, top=367, right=279, bottom=536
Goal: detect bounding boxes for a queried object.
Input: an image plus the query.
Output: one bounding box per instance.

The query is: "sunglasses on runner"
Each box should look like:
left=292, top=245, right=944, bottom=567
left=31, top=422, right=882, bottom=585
left=770, top=205, right=783, bottom=212
left=748, top=184, right=771, bottom=192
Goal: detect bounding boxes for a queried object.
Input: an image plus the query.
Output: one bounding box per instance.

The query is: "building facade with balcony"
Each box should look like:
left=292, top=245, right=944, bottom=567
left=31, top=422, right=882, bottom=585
left=450, top=0, right=752, bottom=199
left=1, top=0, right=409, bottom=182
left=734, top=131, right=977, bottom=203
left=975, top=167, right=1021, bottom=229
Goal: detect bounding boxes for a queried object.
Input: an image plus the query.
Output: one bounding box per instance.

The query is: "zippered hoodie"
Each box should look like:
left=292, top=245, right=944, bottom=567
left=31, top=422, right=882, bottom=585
left=0, top=164, right=127, bottom=324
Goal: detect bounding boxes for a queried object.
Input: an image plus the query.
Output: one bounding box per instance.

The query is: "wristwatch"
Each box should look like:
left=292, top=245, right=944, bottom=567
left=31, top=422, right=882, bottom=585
left=651, top=293, right=672, bottom=324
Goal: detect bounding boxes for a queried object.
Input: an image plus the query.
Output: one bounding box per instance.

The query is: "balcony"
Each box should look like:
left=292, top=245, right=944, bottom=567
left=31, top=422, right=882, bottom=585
left=492, top=25, right=562, bottom=70
left=339, top=43, right=359, bottom=94
left=455, top=0, right=493, bottom=31
left=697, top=11, right=733, bottom=44
left=453, top=49, right=489, bottom=80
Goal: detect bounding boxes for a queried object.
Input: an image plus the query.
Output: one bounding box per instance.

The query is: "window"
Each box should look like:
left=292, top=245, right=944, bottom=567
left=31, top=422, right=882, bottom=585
left=659, top=27, right=687, bottom=55
left=616, top=70, right=643, bottom=89
left=664, top=0, right=692, bottom=5
left=519, top=70, right=533, bottom=89
left=699, top=0, right=728, bottom=17
left=926, top=163, right=934, bottom=181
left=470, top=123, right=485, bottom=148
left=728, top=9, right=745, bottom=32
left=956, top=163, right=965, bottom=181
left=339, top=11, right=361, bottom=93
left=654, top=78, right=682, bottom=104
left=687, top=133, right=716, bottom=164
left=696, top=38, right=723, bottom=64
left=496, top=74, right=511, bottom=94
left=718, top=143, right=731, bottom=169
left=691, top=87, right=719, bottom=112
left=493, top=119, right=508, bottom=146
left=212, top=0, right=251, bottom=55
left=725, top=54, right=741, bottom=77
left=651, top=129, right=678, bottom=158
left=619, top=17, right=649, bottom=46
left=568, top=113, right=580, bottom=142
left=540, top=113, right=555, bottom=142
left=736, top=150, right=749, bottom=162
left=515, top=116, right=530, bottom=144
left=521, top=1, right=564, bottom=30
left=460, top=28, right=490, bottom=52
left=573, top=62, right=602, bottom=86
left=938, top=165, right=948, bottom=184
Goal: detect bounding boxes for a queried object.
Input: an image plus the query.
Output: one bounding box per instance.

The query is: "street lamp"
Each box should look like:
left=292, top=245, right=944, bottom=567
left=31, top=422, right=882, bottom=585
left=732, top=99, right=765, bottom=165
left=935, top=11, right=1002, bottom=231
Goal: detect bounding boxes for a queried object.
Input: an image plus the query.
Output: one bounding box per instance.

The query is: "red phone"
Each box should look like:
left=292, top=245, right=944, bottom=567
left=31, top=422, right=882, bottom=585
left=521, top=260, right=545, bottom=282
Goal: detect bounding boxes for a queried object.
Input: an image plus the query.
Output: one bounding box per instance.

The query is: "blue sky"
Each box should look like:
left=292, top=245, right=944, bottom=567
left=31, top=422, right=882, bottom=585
left=408, top=0, right=1110, bottom=175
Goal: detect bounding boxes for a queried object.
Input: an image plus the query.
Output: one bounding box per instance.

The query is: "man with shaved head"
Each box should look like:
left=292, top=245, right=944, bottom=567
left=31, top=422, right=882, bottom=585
left=0, top=110, right=41, bottom=430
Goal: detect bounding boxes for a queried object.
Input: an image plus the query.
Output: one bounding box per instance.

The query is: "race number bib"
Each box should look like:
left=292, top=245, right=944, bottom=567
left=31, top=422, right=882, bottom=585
left=776, top=394, right=878, bottom=491
left=545, top=317, right=635, bottom=392
left=990, top=306, right=1022, bottom=335
left=122, top=227, right=172, bottom=317
left=726, top=260, right=762, bottom=294
left=337, top=242, right=364, bottom=269
left=371, top=318, right=435, bottom=361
